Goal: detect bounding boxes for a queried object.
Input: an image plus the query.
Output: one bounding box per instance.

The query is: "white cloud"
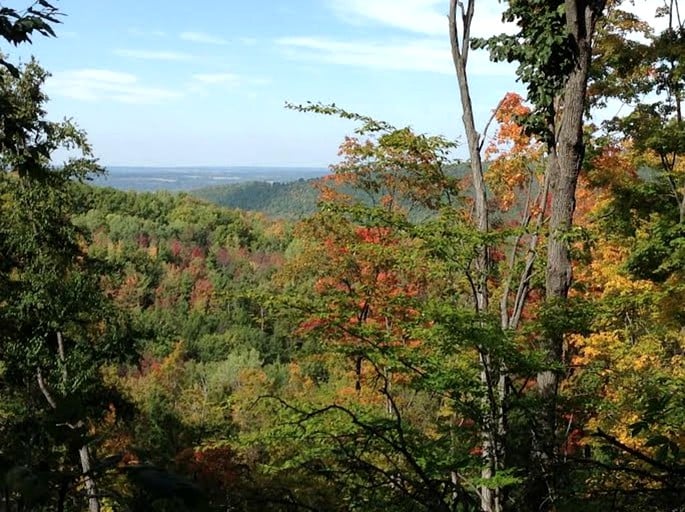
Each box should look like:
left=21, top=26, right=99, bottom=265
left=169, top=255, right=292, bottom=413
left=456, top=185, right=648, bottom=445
left=330, top=0, right=445, bottom=36
left=113, top=49, right=194, bottom=61
left=277, top=36, right=512, bottom=76
left=47, top=69, right=182, bottom=104
left=278, top=1, right=516, bottom=78
left=180, top=31, right=228, bottom=45
left=328, top=0, right=513, bottom=38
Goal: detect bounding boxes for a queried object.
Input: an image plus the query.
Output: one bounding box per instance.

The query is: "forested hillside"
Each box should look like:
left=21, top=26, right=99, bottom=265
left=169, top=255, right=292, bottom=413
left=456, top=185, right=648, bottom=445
left=190, top=164, right=470, bottom=219
left=1, top=1, right=684, bottom=512
left=191, top=179, right=321, bottom=219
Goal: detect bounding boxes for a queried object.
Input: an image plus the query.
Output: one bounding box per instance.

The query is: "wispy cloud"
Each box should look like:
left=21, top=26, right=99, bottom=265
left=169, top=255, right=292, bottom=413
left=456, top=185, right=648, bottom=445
left=277, top=36, right=511, bottom=76
left=180, top=31, right=228, bottom=45
left=278, top=1, right=515, bottom=78
left=328, top=0, right=512, bottom=38
left=113, top=49, right=194, bottom=61
left=330, top=0, right=445, bottom=36
left=47, top=69, right=182, bottom=104
left=278, top=36, right=447, bottom=73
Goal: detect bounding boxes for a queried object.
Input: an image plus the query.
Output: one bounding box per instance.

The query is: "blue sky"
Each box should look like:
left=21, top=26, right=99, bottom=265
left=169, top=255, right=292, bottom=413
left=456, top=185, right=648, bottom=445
left=10, top=0, right=528, bottom=167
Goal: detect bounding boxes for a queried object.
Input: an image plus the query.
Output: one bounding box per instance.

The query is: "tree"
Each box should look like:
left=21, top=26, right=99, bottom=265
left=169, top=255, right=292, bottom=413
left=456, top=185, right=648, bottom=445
left=264, top=103, right=538, bottom=511
left=474, top=1, right=608, bottom=507
left=551, top=129, right=685, bottom=510
left=598, top=0, right=685, bottom=225
left=0, top=59, right=135, bottom=512
left=553, top=10, right=685, bottom=500
left=449, top=3, right=512, bottom=508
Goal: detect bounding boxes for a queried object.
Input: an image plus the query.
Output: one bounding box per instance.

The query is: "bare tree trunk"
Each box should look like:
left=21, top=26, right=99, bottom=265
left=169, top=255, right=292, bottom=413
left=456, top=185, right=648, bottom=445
left=449, top=2, right=505, bottom=510
left=38, top=332, right=101, bottom=512
left=79, top=445, right=99, bottom=512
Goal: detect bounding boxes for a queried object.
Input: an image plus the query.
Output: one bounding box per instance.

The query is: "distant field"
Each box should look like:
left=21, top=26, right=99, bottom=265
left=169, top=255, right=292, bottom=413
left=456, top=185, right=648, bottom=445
left=94, top=166, right=329, bottom=192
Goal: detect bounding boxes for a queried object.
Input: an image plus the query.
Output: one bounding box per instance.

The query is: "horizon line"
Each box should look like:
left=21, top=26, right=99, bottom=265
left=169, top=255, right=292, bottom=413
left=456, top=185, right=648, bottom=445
left=103, top=164, right=331, bottom=169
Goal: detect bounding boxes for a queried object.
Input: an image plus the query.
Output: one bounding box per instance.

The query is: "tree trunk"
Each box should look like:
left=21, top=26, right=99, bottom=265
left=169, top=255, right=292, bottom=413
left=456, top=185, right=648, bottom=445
left=449, top=2, right=504, bottom=510
left=39, top=332, right=101, bottom=512
left=536, top=1, right=604, bottom=506
left=79, top=445, right=100, bottom=512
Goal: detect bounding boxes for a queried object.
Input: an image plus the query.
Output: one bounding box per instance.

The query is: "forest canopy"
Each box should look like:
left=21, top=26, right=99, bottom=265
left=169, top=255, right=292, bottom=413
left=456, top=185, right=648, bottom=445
left=0, top=1, right=684, bottom=511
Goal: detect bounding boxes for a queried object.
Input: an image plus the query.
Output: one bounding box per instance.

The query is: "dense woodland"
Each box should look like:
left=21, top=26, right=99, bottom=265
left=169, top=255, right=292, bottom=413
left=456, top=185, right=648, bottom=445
left=1, top=1, right=684, bottom=511
left=191, top=180, right=321, bottom=219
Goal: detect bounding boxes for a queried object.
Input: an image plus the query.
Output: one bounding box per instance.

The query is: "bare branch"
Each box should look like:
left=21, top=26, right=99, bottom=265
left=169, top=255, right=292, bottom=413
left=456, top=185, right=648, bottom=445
left=37, top=367, right=57, bottom=409
left=479, top=98, right=505, bottom=153
left=57, top=331, right=68, bottom=387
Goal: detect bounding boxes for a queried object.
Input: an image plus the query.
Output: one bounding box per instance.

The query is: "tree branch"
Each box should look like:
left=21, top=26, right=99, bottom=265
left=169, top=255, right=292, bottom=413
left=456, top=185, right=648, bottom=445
left=37, top=367, right=57, bottom=409
left=593, top=429, right=685, bottom=475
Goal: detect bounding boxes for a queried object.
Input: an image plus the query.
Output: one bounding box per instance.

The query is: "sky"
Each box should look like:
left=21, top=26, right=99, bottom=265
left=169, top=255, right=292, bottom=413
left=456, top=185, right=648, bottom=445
left=5, top=0, right=654, bottom=167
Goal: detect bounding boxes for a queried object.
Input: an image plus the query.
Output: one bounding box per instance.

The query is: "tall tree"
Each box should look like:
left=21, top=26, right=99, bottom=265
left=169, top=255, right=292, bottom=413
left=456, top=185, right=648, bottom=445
left=0, top=59, right=134, bottom=512
left=475, top=0, right=607, bottom=507
left=448, top=3, right=507, bottom=510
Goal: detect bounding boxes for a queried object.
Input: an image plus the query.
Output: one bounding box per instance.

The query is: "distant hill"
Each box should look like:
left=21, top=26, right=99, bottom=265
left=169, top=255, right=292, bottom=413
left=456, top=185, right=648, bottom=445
left=191, top=178, right=321, bottom=219
left=190, top=163, right=473, bottom=220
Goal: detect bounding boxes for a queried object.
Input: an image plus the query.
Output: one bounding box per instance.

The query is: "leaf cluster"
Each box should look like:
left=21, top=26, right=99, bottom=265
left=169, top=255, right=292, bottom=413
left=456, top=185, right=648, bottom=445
left=472, top=0, right=575, bottom=142
left=0, top=1, right=60, bottom=76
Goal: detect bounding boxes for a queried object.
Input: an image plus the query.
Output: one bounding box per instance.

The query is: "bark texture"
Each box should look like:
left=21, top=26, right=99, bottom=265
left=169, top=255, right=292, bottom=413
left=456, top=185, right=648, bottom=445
left=536, top=1, right=606, bottom=507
